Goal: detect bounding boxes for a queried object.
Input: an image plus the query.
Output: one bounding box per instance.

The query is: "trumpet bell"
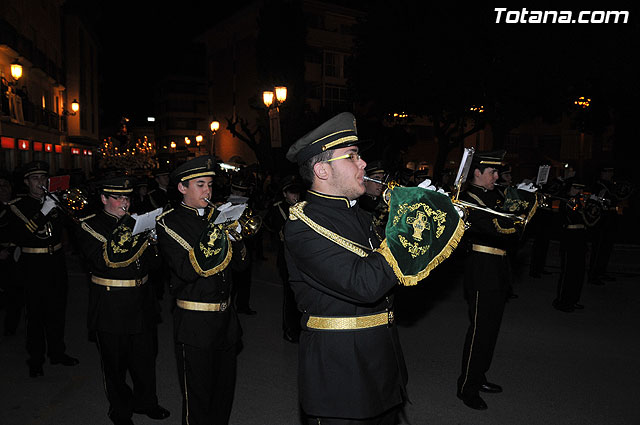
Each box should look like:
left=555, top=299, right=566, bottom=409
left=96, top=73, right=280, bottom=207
left=62, top=188, right=89, bottom=212
left=239, top=208, right=262, bottom=238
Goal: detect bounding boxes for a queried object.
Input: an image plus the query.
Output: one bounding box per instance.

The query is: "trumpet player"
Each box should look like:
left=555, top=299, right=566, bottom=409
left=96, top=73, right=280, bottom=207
left=76, top=176, right=169, bottom=425
left=6, top=160, right=78, bottom=378
left=156, top=156, right=247, bottom=425
left=456, top=150, right=522, bottom=411
left=553, top=182, right=588, bottom=312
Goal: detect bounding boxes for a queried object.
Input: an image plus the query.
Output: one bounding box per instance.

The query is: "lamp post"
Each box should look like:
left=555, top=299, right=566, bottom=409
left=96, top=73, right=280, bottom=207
left=210, top=120, right=220, bottom=157
left=263, top=86, right=287, bottom=148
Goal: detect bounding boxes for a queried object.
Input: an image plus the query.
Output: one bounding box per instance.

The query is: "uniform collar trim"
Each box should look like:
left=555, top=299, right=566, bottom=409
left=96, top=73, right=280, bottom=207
left=307, top=190, right=353, bottom=208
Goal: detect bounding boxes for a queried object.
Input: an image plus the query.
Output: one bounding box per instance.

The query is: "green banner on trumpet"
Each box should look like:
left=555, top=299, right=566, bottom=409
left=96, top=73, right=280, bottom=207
left=104, top=214, right=149, bottom=268
left=376, top=187, right=465, bottom=286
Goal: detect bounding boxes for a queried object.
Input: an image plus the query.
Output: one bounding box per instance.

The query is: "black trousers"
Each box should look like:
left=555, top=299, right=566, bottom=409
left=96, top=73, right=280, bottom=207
left=556, top=229, right=587, bottom=308
left=306, top=405, right=400, bottom=425
left=176, top=342, right=238, bottom=425
left=589, top=213, right=618, bottom=280
left=458, top=289, right=507, bottom=396
left=1, top=261, right=23, bottom=334
left=96, top=329, right=158, bottom=423
left=21, top=254, right=68, bottom=365
left=530, top=211, right=553, bottom=276
left=232, top=265, right=253, bottom=312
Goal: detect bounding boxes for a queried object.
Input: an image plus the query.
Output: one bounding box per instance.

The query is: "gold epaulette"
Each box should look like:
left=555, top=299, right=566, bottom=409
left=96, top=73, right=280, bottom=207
left=7, top=197, right=22, bottom=205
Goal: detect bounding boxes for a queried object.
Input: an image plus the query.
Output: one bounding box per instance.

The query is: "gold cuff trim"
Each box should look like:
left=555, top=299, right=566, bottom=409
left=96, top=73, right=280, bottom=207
left=306, top=311, right=393, bottom=330
left=91, top=275, right=148, bottom=287
left=22, top=243, right=63, bottom=254
left=471, top=244, right=506, bottom=256
left=176, top=298, right=230, bottom=312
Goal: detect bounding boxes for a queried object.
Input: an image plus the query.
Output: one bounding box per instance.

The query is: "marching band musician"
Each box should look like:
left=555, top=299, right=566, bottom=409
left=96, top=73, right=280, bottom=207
left=456, top=150, right=522, bottom=411
left=155, top=156, right=247, bottom=425
left=7, top=160, right=79, bottom=378
left=284, top=112, right=408, bottom=425
left=553, top=182, right=588, bottom=312
left=76, top=176, right=169, bottom=425
left=264, top=175, right=304, bottom=342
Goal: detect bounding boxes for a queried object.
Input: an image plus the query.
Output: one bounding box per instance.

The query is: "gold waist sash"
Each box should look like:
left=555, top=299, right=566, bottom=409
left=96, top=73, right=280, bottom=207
left=566, top=224, right=586, bottom=230
left=306, top=311, right=394, bottom=330
left=176, top=298, right=230, bottom=312
left=22, top=243, right=63, bottom=254
left=472, top=244, right=507, bottom=256
left=92, top=275, right=148, bottom=288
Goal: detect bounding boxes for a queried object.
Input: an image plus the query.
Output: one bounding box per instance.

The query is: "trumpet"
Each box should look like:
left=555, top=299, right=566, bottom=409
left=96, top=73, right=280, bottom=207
left=203, top=198, right=262, bottom=240
left=363, top=177, right=526, bottom=224
left=41, top=186, right=89, bottom=223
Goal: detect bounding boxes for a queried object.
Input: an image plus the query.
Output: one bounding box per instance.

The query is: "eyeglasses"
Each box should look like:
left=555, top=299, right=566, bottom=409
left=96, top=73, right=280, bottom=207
left=326, top=152, right=361, bottom=163
left=108, top=194, right=131, bottom=202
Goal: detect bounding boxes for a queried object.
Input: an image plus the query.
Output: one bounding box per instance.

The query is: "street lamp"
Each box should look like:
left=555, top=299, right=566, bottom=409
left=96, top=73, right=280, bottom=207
left=68, top=99, right=80, bottom=116
left=209, top=120, right=220, bottom=157
left=10, top=62, right=23, bottom=80
left=263, top=85, right=287, bottom=147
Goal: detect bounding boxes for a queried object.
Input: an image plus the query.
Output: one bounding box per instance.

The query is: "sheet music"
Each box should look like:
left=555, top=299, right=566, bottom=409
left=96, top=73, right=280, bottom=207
left=131, top=208, right=163, bottom=235
left=214, top=203, right=247, bottom=224
left=454, top=147, right=475, bottom=187
left=536, top=165, right=551, bottom=186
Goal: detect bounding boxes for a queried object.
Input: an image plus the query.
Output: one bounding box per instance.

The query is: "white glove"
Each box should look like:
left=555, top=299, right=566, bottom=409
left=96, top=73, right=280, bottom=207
left=418, top=178, right=437, bottom=191
left=517, top=182, right=538, bottom=193
left=40, top=196, right=57, bottom=216
left=228, top=224, right=242, bottom=242
left=454, top=205, right=465, bottom=218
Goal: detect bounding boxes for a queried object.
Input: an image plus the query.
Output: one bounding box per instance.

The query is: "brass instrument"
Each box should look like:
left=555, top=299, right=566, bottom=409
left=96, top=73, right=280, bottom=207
left=363, top=176, right=526, bottom=224
left=203, top=199, right=262, bottom=240
left=41, top=185, right=89, bottom=223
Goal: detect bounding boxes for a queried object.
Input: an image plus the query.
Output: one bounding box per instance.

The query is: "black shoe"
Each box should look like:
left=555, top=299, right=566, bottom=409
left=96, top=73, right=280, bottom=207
left=237, top=308, right=257, bottom=315
left=479, top=382, right=503, bottom=393
left=508, top=293, right=519, bottom=299
left=457, top=392, right=488, bottom=410
left=553, top=303, right=574, bottom=313
left=573, top=303, right=585, bottom=310
left=4, top=329, right=16, bottom=336
left=541, top=270, right=552, bottom=275
left=601, top=274, right=616, bottom=282
left=529, top=272, right=541, bottom=279
left=28, top=363, right=44, bottom=378
left=283, top=330, right=299, bottom=343
left=134, top=405, right=170, bottom=420
left=589, top=278, right=605, bottom=286
left=50, top=354, right=79, bottom=366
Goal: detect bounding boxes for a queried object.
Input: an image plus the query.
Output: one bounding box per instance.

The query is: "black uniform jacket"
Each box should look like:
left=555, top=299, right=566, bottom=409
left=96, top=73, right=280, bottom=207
left=461, top=184, right=520, bottom=292
left=284, top=190, right=408, bottom=419
left=7, top=196, right=66, bottom=283
left=8, top=195, right=64, bottom=250
left=77, top=210, right=157, bottom=334
left=156, top=203, right=242, bottom=350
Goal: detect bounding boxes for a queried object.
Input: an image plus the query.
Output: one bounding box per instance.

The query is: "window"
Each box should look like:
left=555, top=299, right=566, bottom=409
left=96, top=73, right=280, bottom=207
left=324, top=85, right=349, bottom=112
left=324, top=52, right=342, bottom=78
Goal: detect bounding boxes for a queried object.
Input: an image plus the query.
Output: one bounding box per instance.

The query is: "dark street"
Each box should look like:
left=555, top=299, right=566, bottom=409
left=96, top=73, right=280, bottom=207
left=1, top=237, right=639, bottom=425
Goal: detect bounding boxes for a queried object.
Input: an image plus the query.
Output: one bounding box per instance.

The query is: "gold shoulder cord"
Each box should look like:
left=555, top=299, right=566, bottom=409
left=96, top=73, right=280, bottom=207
left=8, top=203, right=38, bottom=232
left=157, top=219, right=192, bottom=251
left=467, top=192, right=486, bottom=207
left=81, top=221, right=107, bottom=243
left=289, top=202, right=372, bottom=258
